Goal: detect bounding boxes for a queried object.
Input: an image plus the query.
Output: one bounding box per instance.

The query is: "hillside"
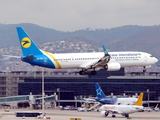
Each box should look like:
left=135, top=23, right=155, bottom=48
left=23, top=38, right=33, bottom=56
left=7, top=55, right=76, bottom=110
left=0, top=23, right=64, bottom=48
left=0, top=23, right=155, bottom=48
left=108, top=26, right=160, bottom=60
left=0, top=23, right=160, bottom=64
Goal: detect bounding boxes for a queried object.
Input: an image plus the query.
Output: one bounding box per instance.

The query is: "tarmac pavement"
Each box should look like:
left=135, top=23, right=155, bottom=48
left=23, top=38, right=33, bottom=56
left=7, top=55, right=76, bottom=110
left=0, top=109, right=160, bottom=120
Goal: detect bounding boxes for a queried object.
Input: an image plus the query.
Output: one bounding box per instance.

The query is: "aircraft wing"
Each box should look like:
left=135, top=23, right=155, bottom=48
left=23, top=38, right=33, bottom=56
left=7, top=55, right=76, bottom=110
left=88, top=54, right=110, bottom=68
left=80, top=45, right=110, bottom=70
left=23, top=55, right=35, bottom=60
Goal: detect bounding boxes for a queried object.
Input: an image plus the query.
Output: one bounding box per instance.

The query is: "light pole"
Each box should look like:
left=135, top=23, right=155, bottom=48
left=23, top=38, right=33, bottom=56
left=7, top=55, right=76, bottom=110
left=75, top=96, right=77, bottom=109
left=42, top=67, right=45, bottom=117
left=57, top=88, right=60, bottom=107
left=147, top=89, right=150, bottom=108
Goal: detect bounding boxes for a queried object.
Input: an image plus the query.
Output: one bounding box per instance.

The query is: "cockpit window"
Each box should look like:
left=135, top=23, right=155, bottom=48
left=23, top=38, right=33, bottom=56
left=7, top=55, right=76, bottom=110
left=150, top=55, right=153, bottom=57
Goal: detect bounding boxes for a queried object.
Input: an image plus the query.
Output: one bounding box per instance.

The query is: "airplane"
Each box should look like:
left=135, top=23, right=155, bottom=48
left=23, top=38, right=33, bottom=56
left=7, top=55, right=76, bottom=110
left=82, top=98, right=97, bottom=103
left=154, top=104, right=159, bottom=111
left=94, top=82, right=137, bottom=105
left=16, top=27, right=158, bottom=75
left=99, top=93, right=144, bottom=118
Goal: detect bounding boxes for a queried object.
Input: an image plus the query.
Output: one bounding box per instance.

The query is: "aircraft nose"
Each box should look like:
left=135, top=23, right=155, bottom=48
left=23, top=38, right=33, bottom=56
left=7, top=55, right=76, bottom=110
left=154, top=57, right=158, bottom=63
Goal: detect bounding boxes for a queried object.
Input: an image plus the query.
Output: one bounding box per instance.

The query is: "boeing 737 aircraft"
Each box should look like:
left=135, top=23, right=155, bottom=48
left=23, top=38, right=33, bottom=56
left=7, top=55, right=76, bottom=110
left=99, top=93, right=144, bottom=118
left=95, top=83, right=137, bottom=105
left=16, top=27, right=158, bottom=75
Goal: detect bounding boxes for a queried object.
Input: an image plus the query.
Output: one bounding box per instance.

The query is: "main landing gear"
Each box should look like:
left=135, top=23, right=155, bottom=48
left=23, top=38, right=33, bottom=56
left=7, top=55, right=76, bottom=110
left=79, top=70, right=85, bottom=75
left=121, top=113, right=129, bottom=118
left=105, top=112, right=109, bottom=117
left=124, top=114, right=129, bottom=118
left=79, top=70, right=97, bottom=75
left=143, top=66, right=147, bottom=73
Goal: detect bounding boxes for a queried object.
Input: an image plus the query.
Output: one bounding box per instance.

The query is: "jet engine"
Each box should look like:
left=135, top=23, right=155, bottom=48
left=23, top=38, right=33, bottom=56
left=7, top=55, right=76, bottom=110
left=104, top=62, right=121, bottom=71
left=101, top=111, right=109, bottom=117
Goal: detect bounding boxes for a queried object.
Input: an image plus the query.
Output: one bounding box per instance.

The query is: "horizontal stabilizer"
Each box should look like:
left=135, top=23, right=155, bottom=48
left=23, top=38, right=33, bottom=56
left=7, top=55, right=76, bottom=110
left=23, top=55, right=35, bottom=60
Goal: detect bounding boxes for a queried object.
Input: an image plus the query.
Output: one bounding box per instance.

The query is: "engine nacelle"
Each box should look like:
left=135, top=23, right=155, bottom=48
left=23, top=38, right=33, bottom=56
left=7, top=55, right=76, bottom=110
left=101, top=111, right=109, bottom=117
left=105, top=62, right=121, bottom=71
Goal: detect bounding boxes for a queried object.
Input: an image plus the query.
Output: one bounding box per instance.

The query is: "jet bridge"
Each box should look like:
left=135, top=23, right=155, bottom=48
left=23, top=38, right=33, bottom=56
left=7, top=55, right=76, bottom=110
left=0, top=94, right=57, bottom=109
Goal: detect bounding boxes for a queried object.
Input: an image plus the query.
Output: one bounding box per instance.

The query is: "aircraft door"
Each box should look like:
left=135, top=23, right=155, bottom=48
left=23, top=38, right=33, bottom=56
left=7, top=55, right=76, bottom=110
left=44, top=57, right=47, bottom=65
left=144, top=55, right=147, bottom=62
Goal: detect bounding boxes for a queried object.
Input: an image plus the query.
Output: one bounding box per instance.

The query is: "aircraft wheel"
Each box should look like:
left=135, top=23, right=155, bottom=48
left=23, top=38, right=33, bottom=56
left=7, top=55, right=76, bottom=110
left=91, top=71, right=97, bottom=75
left=105, top=111, right=109, bottom=117
left=125, top=114, right=129, bottom=118
left=79, top=71, right=85, bottom=75
left=104, top=65, right=108, bottom=71
left=112, top=115, right=116, bottom=117
left=143, top=66, right=146, bottom=72
left=143, top=69, right=146, bottom=72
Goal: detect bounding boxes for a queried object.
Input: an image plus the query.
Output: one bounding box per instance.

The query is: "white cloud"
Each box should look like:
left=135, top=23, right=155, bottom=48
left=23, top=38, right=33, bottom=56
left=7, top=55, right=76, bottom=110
left=0, top=0, right=160, bottom=31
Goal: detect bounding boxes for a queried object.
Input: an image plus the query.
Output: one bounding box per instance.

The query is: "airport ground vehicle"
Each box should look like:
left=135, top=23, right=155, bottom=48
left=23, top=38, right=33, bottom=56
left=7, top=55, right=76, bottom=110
left=15, top=111, right=42, bottom=118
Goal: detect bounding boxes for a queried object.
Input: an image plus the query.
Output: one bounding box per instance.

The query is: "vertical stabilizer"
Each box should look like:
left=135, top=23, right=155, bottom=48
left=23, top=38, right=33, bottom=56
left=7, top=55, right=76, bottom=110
left=102, top=45, right=110, bottom=56
left=16, top=27, right=43, bottom=56
left=94, top=83, right=107, bottom=98
left=134, top=93, right=144, bottom=106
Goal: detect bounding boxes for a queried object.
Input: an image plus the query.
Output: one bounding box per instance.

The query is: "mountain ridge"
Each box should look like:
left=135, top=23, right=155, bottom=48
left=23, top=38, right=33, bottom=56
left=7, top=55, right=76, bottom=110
left=0, top=23, right=156, bottom=48
left=0, top=23, right=160, bottom=63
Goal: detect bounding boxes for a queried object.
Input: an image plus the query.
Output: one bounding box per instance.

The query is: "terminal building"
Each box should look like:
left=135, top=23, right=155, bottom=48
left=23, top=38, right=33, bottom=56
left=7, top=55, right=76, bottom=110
left=0, top=69, right=160, bottom=107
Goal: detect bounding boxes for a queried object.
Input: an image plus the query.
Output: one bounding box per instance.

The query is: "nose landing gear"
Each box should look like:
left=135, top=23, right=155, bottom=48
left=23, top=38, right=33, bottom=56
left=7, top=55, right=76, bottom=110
left=143, top=66, right=146, bottom=73
left=79, top=70, right=97, bottom=75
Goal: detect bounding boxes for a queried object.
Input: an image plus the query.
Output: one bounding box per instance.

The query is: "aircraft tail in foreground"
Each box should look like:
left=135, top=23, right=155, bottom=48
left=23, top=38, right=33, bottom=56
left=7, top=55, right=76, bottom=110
left=16, top=27, right=43, bottom=57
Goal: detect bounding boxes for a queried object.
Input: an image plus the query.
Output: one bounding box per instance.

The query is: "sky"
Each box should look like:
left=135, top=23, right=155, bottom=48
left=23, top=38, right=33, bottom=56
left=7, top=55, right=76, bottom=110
left=0, top=0, right=160, bottom=31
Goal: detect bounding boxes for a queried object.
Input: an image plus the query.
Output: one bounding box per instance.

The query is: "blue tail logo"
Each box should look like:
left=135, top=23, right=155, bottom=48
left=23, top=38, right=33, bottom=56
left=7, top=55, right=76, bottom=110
left=94, top=82, right=106, bottom=98
left=96, top=86, right=103, bottom=95
left=21, top=37, right=31, bottom=48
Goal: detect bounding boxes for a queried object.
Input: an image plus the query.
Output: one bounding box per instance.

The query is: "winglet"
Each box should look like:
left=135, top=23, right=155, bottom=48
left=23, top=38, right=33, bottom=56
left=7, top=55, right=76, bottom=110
left=102, top=45, right=110, bottom=56
left=134, top=93, right=144, bottom=106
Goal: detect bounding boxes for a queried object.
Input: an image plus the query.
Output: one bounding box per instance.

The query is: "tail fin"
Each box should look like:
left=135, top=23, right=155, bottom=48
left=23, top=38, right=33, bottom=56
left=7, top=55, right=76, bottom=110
left=102, top=45, right=110, bottom=56
left=134, top=93, right=144, bottom=106
left=94, top=83, right=106, bottom=98
left=155, top=104, right=159, bottom=108
left=16, top=27, right=43, bottom=56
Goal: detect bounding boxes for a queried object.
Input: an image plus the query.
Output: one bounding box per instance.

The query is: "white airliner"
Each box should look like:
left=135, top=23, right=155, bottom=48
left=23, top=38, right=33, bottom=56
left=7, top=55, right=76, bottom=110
left=16, top=27, right=158, bottom=75
left=99, top=93, right=144, bottom=118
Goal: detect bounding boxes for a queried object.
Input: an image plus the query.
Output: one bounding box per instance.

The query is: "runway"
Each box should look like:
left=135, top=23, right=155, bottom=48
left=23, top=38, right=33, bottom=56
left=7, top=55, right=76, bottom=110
left=0, top=109, right=160, bottom=120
